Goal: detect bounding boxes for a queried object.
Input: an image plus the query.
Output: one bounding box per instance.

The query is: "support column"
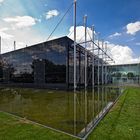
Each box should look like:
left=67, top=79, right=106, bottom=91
left=105, top=43, right=107, bottom=84
left=74, top=92, right=77, bottom=135
left=74, top=0, right=77, bottom=91
left=97, top=33, right=100, bottom=85
left=91, top=25, right=95, bottom=88
left=102, top=40, right=104, bottom=85
left=84, top=15, right=87, bottom=89
left=84, top=90, right=87, bottom=133
left=73, top=0, right=77, bottom=135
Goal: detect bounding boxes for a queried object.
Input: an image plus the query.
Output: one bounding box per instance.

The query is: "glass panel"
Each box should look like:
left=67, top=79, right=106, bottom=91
left=108, top=64, right=140, bottom=85
left=0, top=86, right=121, bottom=138
left=0, top=38, right=67, bottom=84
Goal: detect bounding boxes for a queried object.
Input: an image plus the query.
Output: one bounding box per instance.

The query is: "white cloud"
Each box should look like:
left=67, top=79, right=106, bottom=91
left=0, top=27, right=9, bottom=32
left=46, top=10, right=59, bottom=19
left=3, top=16, right=37, bottom=29
left=68, top=26, right=96, bottom=42
left=68, top=26, right=97, bottom=51
left=0, top=28, right=14, bottom=39
left=126, top=21, right=140, bottom=35
left=1, top=30, right=44, bottom=53
left=0, top=24, right=44, bottom=53
left=0, top=0, right=4, bottom=4
left=106, top=42, right=140, bottom=64
left=109, top=32, right=121, bottom=38
left=67, top=26, right=140, bottom=64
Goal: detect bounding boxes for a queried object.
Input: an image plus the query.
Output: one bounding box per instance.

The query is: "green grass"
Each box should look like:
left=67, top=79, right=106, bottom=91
left=0, top=112, right=77, bottom=140
left=88, top=87, right=140, bottom=140
left=0, top=87, right=139, bottom=140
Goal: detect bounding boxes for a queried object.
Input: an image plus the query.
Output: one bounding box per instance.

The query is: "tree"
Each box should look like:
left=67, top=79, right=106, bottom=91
left=127, top=72, right=134, bottom=79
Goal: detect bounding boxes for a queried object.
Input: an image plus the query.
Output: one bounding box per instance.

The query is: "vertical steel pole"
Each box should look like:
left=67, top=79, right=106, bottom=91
left=84, top=90, right=87, bottom=133
left=73, top=0, right=77, bottom=135
left=97, top=85, right=100, bottom=118
left=101, top=40, right=104, bottom=116
left=74, top=0, right=77, bottom=91
left=91, top=25, right=94, bottom=88
left=97, top=34, right=100, bottom=117
left=91, top=26, right=95, bottom=125
left=102, top=40, right=104, bottom=85
left=92, top=87, right=95, bottom=125
left=98, top=33, right=100, bottom=85
left=84, top=15, right=88, bottom=133
left=84, top=15, right=87, bottom=89
left=105, top=43, right=107, bottom=84
left=74, top=92, right=76, bottom=135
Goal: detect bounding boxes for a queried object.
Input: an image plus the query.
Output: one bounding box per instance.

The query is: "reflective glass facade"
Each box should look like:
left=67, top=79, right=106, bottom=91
left=0, top=36, right=95, bottom=89
left=0, top=37, right=67, bottom=87
left=68, top=43, right=93, bottom=88
left=107, top=63, right=140, bottom=85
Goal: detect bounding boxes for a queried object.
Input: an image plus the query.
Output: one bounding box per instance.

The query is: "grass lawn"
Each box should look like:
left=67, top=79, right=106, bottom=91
left=0, top=87, right=139, bottom=140
left=0, top=112, right=77, bottom=140
left=88, top=87, right=140, bottom=140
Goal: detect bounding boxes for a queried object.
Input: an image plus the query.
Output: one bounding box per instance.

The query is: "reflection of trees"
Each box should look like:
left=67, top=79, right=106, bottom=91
left=8, top=64, right=15, bottom=78
left=2, top=64, right=15, bottom=82
left=112, top=72, right=122, bottom=78
left=45, top=59, right=66, bottom=83
left=0, top=57, right=66, bottom=83
left=127, top=72, right=134, bottom=79
left=12, top=72, right=34, bottom=83
left=0, top=56, right=16, bottom=82
left=9, top=63, right=34, bottom=83
left=0, top=90, right=15, bottom=105
left=87, top=64, right=92, bottom=85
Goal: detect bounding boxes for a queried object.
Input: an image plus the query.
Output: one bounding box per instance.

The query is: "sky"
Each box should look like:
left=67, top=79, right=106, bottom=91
left=0, top=0, right=140, bottom=64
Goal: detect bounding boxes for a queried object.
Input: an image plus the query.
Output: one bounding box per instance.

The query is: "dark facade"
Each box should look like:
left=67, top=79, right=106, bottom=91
left=2, top=36, right=138, bottom=88
left=0, top=36, right=96, bottom=89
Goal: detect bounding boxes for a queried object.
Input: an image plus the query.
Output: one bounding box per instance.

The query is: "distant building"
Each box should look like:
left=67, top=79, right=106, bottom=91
left=107, top=63, right=140, bottom=85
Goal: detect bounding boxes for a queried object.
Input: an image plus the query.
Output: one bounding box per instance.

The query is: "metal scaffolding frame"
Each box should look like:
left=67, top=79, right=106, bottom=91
left=77, top=36, right=115, bottom=88
left=73, top=0, right=77, bottom=91
left=91, top=25, right=95, bottom=88
left=76, top=30, right=114, bottom=88
left=84, top=15, right=88, bottom=89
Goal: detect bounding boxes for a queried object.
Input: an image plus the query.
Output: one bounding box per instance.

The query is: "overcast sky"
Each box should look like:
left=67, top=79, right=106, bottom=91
left=0, top=0, right=140, bottom=64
